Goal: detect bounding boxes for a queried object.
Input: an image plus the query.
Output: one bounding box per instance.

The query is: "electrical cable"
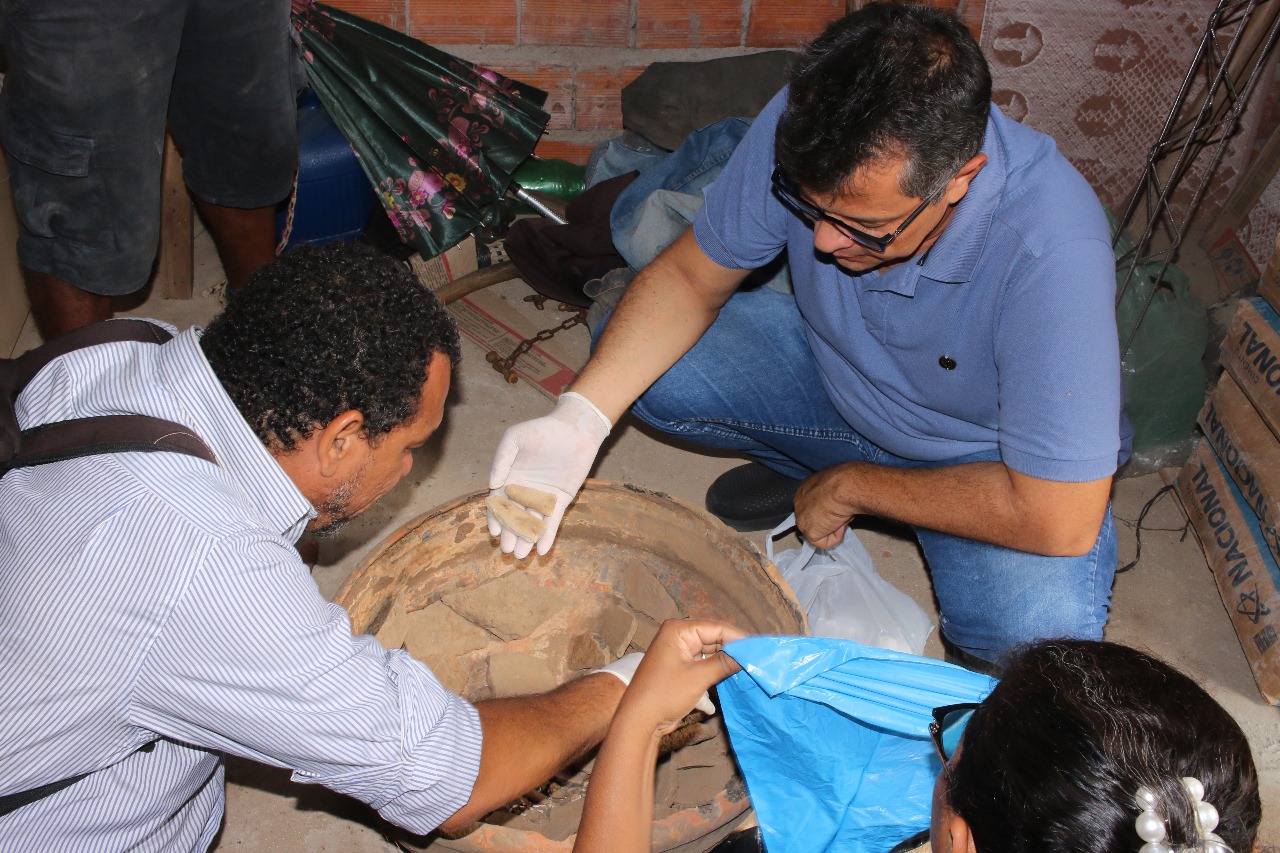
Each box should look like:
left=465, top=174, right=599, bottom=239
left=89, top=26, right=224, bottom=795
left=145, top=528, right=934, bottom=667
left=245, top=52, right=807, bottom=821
left=1116, top=484, right=1190, bottom=574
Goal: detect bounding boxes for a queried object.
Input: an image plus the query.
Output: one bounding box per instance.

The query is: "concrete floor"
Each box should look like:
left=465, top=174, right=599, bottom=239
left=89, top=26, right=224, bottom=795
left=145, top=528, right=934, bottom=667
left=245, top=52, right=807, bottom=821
left=12, top=227, right=1277, bottom=849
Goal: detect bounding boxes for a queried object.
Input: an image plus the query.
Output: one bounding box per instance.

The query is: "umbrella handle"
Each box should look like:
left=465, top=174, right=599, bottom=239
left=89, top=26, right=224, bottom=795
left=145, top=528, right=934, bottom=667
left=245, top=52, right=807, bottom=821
left=508, top=183, right=569, bottom=225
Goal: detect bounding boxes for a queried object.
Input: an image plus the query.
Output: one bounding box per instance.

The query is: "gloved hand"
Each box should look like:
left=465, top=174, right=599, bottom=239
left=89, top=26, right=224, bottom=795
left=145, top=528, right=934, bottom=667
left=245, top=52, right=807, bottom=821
left=595, top=650, right=717, bottom=716
left=488, top=391, right=612, bottom=558
left=595, top=652, right=645, bottom=685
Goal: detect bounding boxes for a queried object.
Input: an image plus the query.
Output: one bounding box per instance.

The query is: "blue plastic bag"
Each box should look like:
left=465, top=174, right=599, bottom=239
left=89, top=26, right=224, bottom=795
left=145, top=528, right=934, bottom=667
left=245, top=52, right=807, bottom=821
left=720, top=637, right=996, bottom=853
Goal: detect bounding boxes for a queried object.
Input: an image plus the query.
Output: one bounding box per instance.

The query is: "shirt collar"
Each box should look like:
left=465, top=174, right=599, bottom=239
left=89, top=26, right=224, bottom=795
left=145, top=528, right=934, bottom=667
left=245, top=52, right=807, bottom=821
left=916, top=107, right=1006, bottom=285
left=156, top=328, right=316, bottom=541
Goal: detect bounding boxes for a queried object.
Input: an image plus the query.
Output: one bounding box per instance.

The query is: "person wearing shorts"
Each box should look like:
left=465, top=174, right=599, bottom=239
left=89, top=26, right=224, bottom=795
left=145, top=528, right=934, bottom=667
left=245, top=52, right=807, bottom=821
left=0, top=0, right=298, bottom=339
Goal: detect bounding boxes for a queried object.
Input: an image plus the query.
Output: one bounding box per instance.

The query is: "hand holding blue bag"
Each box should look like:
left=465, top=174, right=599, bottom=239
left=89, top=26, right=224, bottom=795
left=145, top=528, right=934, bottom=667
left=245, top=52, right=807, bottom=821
left=720, top=637, right=995, bottom=853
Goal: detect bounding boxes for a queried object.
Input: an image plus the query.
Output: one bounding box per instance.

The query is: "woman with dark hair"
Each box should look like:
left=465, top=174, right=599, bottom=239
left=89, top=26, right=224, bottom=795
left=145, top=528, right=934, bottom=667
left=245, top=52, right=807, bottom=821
left=934, top=640, right=1261, bottom=853
left=574, top=635, right=1263, bottom=853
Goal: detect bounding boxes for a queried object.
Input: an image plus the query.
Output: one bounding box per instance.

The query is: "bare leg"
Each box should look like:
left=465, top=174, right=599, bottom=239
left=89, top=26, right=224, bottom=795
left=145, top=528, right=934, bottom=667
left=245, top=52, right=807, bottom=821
left=24, top=268, right=113, bottom=340
left=194, top=200, right=277, bottom=292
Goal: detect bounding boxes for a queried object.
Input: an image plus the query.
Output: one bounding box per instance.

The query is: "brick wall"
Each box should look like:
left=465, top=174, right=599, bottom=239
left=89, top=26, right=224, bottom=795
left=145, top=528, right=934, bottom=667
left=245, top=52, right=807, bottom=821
left=325, top=0, right=986, bottom=163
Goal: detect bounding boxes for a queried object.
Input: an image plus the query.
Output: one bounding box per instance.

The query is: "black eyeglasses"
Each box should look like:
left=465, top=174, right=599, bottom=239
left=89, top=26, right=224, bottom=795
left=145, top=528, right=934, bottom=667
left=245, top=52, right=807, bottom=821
left=771, top=164, right=943, bottom=254
left=929, top=703, right=979, bottom=766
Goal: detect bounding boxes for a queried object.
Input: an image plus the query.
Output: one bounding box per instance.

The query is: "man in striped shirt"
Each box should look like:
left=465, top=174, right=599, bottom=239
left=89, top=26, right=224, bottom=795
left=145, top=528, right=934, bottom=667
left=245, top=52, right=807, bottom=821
left=0, top=243, right=628, bottom=851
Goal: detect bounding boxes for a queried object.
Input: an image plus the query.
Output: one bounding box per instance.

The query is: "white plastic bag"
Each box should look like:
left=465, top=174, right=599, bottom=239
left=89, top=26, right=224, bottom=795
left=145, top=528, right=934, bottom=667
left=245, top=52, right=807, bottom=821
left=766, top=514, right=934, bottom=655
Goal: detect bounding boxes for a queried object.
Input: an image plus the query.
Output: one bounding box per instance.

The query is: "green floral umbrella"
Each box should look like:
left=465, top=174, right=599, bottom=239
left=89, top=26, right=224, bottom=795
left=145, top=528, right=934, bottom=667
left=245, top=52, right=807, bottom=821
left=291, top=1, right=552, bottom=258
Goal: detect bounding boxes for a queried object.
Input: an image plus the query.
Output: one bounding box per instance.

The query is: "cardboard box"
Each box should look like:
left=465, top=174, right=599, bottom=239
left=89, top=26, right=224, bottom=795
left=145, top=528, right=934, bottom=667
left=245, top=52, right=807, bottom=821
left=1174, top=439, right=1280, bottom=704
left=1198, top=372, right=1280, bottom=564
left=1220, top=297, right=1280, bottom=443
left=409, top=235, right=480, bottom=290
left=1207, top=229, right=1263, bottom=301
left=1258, top=230, right=1280, bottom=316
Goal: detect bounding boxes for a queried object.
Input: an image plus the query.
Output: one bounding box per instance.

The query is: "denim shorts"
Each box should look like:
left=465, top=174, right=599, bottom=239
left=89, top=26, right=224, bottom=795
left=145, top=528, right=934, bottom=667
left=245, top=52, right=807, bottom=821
left=0, top=0, right=298, bottom=295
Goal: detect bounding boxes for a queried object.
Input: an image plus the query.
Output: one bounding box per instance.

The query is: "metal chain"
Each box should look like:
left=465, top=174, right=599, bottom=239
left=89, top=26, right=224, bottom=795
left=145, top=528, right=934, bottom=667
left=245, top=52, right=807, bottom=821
left=275, top=167, right=300, bottom=256
left=485, top=302, right=587, bottom=384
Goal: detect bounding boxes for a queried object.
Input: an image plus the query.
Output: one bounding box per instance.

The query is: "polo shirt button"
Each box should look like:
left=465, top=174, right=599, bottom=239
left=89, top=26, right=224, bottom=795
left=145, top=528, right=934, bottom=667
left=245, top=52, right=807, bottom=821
left=939, top=355, right=957, bottom=370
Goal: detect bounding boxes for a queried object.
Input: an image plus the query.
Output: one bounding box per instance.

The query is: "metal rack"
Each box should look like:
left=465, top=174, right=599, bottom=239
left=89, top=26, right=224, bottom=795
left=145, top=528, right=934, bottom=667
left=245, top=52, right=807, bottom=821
left=1113, top=0, right=1280, bottom=357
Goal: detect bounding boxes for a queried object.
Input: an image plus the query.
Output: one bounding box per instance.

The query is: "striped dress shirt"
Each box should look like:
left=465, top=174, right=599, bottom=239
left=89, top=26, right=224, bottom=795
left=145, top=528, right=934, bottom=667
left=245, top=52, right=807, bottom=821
left=0, top=325, right=482, bottom=851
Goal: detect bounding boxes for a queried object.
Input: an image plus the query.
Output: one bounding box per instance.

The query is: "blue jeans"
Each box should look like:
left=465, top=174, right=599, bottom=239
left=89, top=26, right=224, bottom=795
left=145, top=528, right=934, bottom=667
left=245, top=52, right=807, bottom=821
left=609, top=117, right=751, bottom=270
left=601, top=286, right=1117, bottom=662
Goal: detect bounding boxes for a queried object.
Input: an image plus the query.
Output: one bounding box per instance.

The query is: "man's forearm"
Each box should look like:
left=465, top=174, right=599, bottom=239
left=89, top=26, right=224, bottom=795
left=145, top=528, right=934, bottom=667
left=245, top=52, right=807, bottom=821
left=796, top=460, right=1112, bottom=556
left=571, top=230, right=747, bottom=421
left=440, top=673, right=624, bottom=832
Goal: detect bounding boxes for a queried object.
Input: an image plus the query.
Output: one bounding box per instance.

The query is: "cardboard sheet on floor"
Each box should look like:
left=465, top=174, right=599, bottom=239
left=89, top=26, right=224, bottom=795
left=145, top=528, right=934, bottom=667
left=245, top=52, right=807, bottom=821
left=448, top=288, right=582, bottom=400
left=413, top=237, right=585, bottom=400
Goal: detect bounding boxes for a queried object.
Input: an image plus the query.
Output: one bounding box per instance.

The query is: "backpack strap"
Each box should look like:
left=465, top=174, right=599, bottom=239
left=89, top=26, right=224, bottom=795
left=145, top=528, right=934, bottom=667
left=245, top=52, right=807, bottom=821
left=0, top=320, right=216, bottom=474
left=9, top=319, right=171, bottom=390
left=0, top=772, right=93, bottom=820
left=1, top=320, right=178, bottom=465
left=0, top=322, right=207, bottom=815
left=0, top=742, right=156, bottom=819
left=11, top=415, right=217, bottom=471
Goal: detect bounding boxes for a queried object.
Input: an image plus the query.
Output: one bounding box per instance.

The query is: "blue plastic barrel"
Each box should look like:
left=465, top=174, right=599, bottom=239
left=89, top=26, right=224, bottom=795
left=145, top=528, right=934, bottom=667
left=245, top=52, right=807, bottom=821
left=275, top=89, right=377, bottom=250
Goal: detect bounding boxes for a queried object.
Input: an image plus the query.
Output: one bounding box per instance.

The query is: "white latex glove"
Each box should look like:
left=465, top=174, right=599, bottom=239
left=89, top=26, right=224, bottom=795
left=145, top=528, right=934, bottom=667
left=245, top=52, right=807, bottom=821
left=595, top=651, right=644, bottom=685
left=488, top=391, right=611, bottom=558
left=595, top=651, right=717, bottom=716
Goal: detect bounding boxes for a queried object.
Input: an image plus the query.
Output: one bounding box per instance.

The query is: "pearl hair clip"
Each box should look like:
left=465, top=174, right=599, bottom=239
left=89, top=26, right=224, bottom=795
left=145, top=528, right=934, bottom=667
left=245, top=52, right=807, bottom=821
left=1134, top=776, right=1230, bottom=853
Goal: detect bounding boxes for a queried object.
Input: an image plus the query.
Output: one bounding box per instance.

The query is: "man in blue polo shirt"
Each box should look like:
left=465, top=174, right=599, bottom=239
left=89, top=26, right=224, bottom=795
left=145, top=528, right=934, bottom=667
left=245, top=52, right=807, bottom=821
left=487, top=3, right=1124, bottom=670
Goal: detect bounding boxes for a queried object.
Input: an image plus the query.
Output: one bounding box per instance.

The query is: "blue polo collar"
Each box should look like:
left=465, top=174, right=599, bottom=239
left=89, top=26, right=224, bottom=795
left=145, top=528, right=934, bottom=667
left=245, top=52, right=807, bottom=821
left=917, top=108, right=1005, bottom=286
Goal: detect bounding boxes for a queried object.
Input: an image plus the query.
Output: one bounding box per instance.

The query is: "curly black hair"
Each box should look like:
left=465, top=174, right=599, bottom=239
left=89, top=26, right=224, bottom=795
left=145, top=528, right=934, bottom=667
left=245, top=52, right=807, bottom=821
left=200, top=242, right=461, bottom=451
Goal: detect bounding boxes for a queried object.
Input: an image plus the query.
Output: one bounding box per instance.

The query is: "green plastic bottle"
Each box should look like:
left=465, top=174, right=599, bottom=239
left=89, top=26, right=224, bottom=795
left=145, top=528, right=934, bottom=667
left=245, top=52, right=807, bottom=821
left=512, top=157, right=587, bottom=201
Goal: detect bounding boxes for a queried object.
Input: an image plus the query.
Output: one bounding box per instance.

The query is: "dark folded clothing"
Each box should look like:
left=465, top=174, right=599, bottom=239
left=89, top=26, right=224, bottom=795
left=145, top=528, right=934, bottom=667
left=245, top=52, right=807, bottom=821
left=503, top=171, right=637, bottom=307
